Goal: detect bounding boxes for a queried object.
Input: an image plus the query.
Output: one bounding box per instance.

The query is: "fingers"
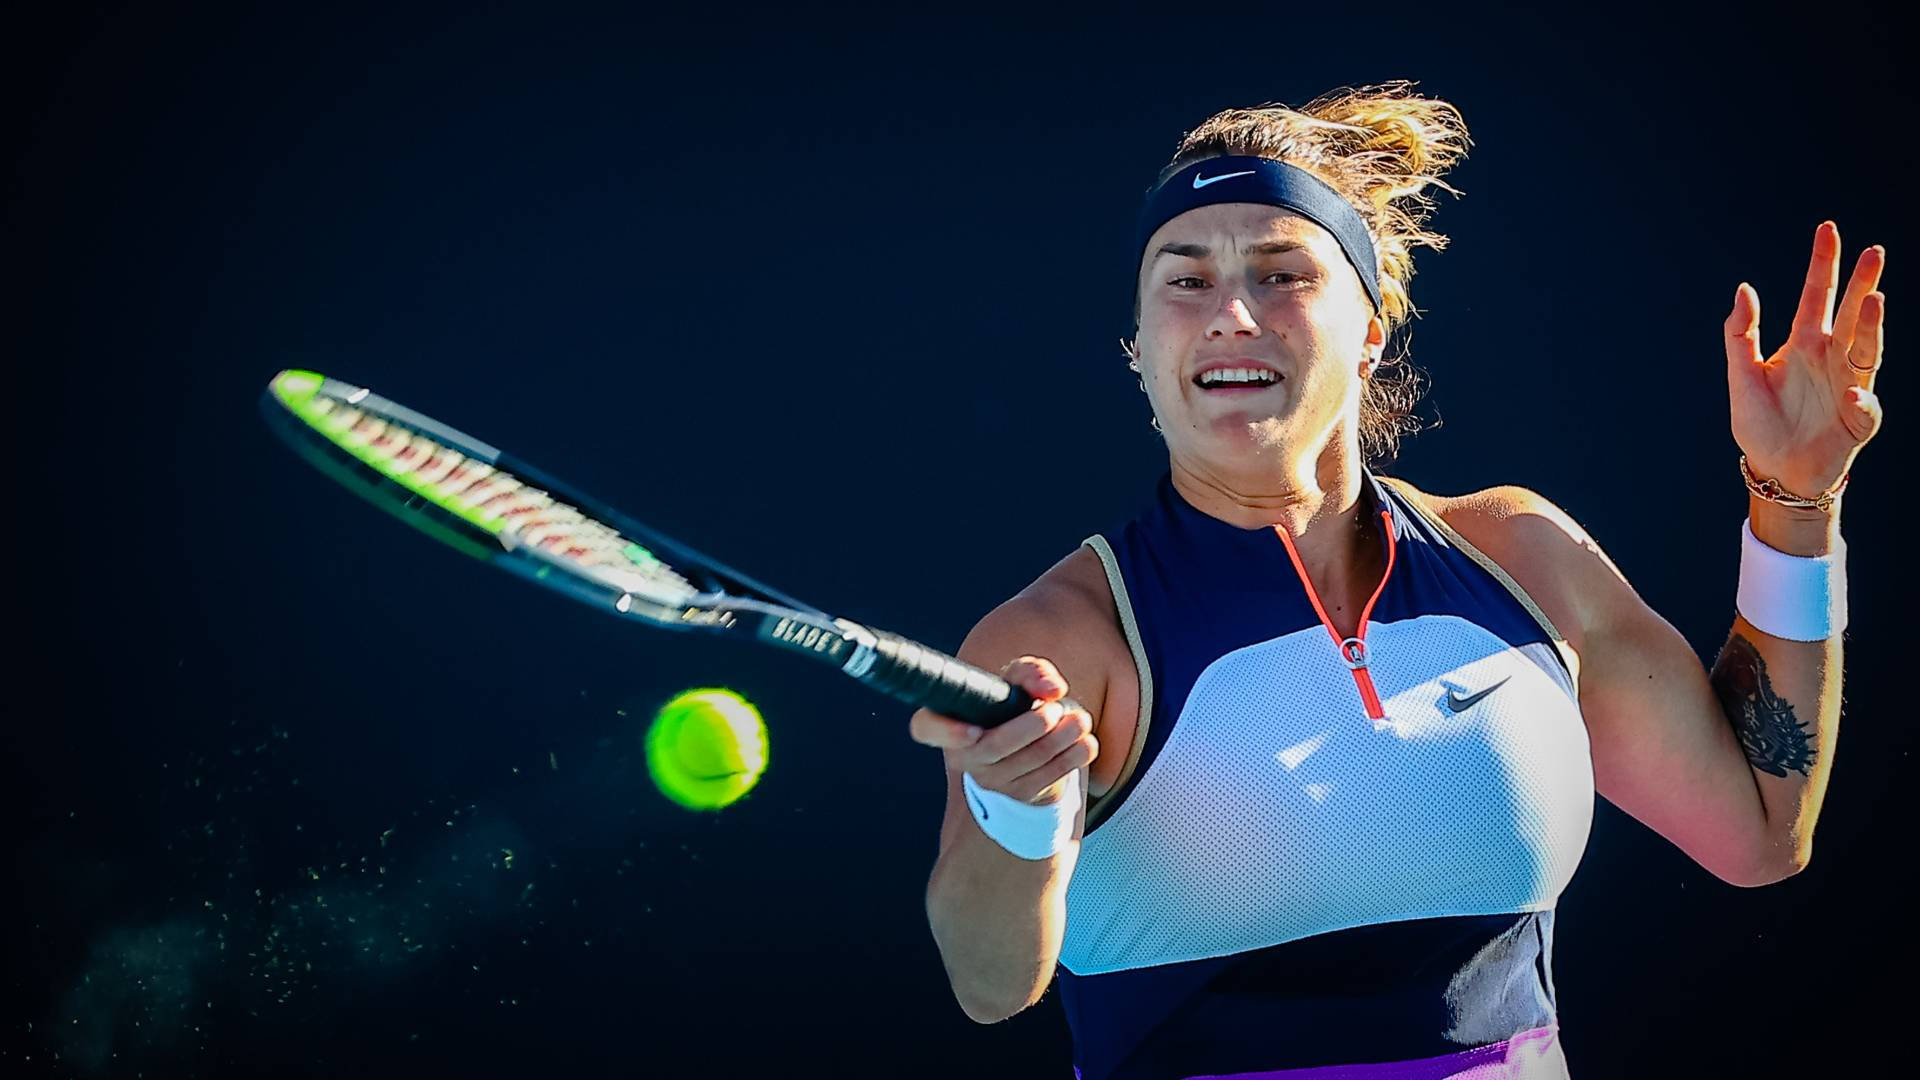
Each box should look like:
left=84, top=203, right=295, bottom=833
left=1725, top=282, right=1763, bottom=372
left=1790, top=221, right=1843, bottom=348
left=1832, top=244, right=1887, bottom=351
left=972, top=700, right=1086, bottom=770
left=1728, top=225, right=1885, bottom=373
left=1000, top=655, right=1067, bottom=703
left=908, top=706, right=983, bottom=750
left=972, top=706, right=1097, bottom=803
left=906, top=655, right=1067, bottom=751
left=1848, top=291, right=1885, bottom=390
left=909, top=653, right=1099, bottom=804
left=1844, top=385, right=1885, bottom=445
left=955, top=698, right=1098, bottom=804
left=999, top=741, right=1099, bottom=805
left=975, top=712, right=1099, bottom=804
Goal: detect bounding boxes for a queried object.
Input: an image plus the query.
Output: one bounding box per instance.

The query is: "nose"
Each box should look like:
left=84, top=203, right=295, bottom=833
left=1206, top=294, right=1260, bottom=338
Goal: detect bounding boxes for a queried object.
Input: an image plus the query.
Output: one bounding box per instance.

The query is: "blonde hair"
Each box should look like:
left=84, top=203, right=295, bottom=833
left=1129, top=80, right=1472, bottom=465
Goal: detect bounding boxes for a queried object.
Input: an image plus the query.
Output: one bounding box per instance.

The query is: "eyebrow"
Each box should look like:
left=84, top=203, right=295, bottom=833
left=1153, top=240, right=1308, bottom=261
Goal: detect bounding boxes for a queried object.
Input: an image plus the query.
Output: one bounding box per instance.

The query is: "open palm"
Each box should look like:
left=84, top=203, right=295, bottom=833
left=1725, top=221, right=1886, bottom=500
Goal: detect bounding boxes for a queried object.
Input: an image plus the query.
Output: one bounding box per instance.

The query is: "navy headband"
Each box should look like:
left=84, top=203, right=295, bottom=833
left=1135, top=155, right=1383, bottom=315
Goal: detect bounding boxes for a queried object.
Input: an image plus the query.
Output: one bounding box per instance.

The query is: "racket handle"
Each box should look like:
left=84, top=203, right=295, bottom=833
left=860, top=630, right=1054, bottom=727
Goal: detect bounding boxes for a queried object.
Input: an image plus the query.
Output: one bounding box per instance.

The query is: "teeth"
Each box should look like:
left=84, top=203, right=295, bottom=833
left=1198, top=367, right=1278, bottom=386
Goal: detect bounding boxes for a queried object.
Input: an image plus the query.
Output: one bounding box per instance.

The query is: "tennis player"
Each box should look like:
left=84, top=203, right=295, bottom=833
left=912, top=81, right=1884, bottom=1078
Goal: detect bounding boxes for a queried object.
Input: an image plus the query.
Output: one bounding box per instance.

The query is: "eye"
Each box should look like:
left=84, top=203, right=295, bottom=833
left=1165, top=271, right=1309, bottom=290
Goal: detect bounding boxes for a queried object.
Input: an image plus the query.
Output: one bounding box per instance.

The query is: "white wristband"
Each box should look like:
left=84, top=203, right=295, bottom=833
left=1737, top=517, right=1847, bottom=642
left=961, top=769, right=1080, bottom=860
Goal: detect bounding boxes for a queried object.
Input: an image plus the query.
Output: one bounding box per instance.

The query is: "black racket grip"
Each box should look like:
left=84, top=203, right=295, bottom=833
left=859, top=630, right=1076, bottom=728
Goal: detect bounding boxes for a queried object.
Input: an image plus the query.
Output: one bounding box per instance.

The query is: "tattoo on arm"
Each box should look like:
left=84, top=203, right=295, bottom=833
left=1711, top=633, right=1815, bottom=778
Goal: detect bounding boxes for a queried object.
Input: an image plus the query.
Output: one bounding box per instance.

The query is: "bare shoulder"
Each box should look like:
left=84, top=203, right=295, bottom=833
left=977, top=544, right=1126, bottom=710
left=961, top=544, right=1134, bottom=796
left=1028, top=543, right=1121, bottom=629
left=1402, top=480, right=1591, bottom=550
left=1386, top=477, right=1619, bottom=657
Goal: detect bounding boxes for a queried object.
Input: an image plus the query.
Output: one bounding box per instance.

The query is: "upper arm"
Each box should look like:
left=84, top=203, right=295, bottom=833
left=1453, top=487, right=1779, bottom=887
left=924, top=558, right=1113, bottom=863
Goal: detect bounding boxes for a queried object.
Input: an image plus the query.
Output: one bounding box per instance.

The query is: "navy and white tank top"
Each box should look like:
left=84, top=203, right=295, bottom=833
left=1055, top=469, right=1594, bottom=1079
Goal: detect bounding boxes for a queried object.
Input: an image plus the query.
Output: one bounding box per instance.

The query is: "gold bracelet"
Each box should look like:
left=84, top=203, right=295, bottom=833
left=1740, top=455, right=1848, bottom=513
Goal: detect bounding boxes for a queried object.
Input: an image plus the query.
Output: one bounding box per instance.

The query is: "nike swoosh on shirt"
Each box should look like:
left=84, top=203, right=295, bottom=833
left=1192, top=170, right=1256, bottom=188
left=1446, top=675, right=1512, bottom=713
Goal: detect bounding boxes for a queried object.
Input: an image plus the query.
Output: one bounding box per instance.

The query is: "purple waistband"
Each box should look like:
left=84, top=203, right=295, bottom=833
left=1073, top=1024, right=1565, bottom=1080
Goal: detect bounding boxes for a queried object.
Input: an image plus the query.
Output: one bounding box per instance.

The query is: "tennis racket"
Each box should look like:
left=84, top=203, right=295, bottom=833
left=261, top=369, right=1056, bottom=728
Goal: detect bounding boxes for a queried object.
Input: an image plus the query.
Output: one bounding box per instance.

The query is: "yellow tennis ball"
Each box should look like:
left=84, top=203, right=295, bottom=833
left=644, top=688, right=768, bottom=811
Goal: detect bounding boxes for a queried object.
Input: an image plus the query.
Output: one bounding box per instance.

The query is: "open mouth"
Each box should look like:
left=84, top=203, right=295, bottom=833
left=1193, top=370, right=1283, bottom=392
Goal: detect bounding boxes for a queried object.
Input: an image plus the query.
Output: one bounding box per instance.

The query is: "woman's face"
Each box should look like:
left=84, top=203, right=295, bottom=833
left=1134, top=202, right=1384, bottom=475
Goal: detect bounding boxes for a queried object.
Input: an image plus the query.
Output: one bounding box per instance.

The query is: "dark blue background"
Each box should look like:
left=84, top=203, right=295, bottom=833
left=8, top=5, right=1911, bottom=1076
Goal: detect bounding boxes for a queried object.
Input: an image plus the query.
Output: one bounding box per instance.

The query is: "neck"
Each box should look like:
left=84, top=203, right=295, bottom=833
left=1169, top=437, right=1378, bottom=583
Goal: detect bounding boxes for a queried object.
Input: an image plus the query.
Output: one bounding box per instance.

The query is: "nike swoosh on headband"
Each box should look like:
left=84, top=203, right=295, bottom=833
left=1446, top=675, right=1512, bottom=713
left=969, top=789, right=990, bottom=820
left=1192, top=170, right=1256, bottom=189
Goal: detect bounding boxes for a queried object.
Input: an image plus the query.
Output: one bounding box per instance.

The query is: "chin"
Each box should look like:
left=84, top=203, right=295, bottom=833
left=1245, top=416, right=1294, bottom=450
left=1175, top=415, right=1290, bottom=457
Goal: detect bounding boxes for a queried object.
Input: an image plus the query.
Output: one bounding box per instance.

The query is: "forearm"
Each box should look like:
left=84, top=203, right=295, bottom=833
left=926, top=820, right=1079, bottom=1023
left=1710, top=496, right=1845, bottom=874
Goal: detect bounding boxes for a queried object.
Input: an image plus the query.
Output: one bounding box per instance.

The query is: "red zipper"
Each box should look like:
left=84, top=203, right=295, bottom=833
left=1272, top=509, right=1397, bottom=722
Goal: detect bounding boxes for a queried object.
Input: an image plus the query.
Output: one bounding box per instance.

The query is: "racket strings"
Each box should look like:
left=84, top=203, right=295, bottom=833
left=307, top=395, right=699, bottom=600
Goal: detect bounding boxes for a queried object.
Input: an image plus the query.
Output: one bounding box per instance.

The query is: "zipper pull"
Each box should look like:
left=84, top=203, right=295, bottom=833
left=1342, top=637, right=1391, bottom=730
left=1340, top=637, right=1368, bottom=670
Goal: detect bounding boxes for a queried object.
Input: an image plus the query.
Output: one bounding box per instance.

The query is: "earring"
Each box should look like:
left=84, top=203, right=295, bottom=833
left=1127, top=359, right=1141, bottom=372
